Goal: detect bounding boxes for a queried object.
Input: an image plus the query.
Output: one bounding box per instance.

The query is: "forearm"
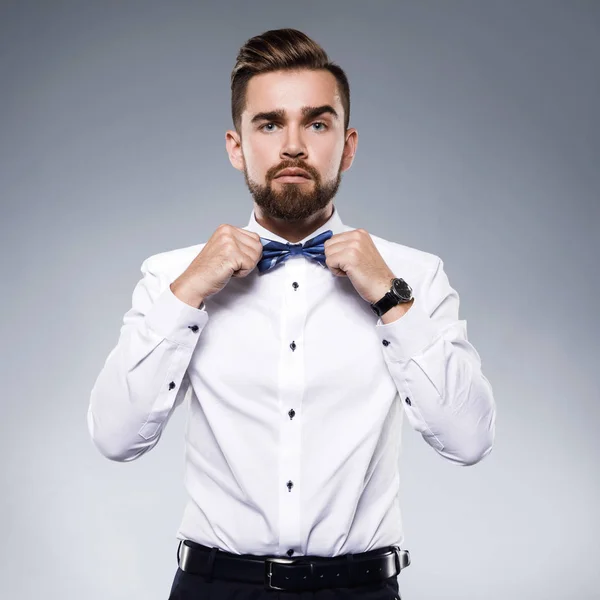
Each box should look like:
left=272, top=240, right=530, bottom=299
left=391, top=332, right=496, bottom=465
left=375, top=266, right=496, bottom=466
left=88, top=283, right=208, bottom=461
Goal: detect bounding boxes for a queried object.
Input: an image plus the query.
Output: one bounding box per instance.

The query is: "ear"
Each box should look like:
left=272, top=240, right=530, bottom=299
left=340, top=128, right=358, bottom=172
left=225, top=129, right=245, bottom=172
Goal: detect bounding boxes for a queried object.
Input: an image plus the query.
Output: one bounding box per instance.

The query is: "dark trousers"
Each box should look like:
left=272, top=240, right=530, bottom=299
left=167, top=550, right=402, bottom=600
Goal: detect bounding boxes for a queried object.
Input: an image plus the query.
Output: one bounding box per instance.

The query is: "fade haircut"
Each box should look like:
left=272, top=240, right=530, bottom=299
left=230, top=28, right=351, bottom=135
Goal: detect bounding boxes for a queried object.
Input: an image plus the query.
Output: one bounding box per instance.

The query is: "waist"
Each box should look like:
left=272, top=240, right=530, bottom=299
left=177, top=538, right=410, bottom=592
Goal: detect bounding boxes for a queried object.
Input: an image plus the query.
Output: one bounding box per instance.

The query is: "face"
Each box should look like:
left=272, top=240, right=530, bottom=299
left=226, top=69, right=357, bottom=222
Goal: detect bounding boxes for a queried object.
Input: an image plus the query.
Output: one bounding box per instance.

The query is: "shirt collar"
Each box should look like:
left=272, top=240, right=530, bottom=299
left=244, top=204, right=346, bottom=244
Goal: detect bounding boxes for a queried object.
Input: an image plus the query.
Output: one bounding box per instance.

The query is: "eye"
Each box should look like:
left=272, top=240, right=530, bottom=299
left=260, top=121, right=329, bottom=132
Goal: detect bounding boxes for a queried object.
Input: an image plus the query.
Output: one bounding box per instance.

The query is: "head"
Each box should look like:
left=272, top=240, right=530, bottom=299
left=225, top=29, right=358, bottom=223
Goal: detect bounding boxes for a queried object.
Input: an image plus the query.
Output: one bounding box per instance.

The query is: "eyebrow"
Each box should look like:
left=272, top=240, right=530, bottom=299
left=250, top=105, right=339, bottom=125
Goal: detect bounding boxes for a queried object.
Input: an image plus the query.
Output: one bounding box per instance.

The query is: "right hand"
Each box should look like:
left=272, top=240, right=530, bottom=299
left=170, top=224, right=264, bottom=306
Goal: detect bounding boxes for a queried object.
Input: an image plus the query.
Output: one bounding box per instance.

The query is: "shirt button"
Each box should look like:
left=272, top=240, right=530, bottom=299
left=288, top=409, right=295, bottom=420
left=286, top=480, right=294, bottom=491
left=169, top=382, right=176, bottom=390
left=287, top=549, right=294, bottom=556
left=290, top=341, right=296, bottom=351
left=382, top=340, right=390, bottom=346
left=188, top=325, right=199, bottom=333
left=405, top=397, right=411, bottom=406
left=292, top=282, right=299, bottom=290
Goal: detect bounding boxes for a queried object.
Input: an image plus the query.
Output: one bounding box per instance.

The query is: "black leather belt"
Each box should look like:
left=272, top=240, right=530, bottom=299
left=177, top=539, right=411, bottom=592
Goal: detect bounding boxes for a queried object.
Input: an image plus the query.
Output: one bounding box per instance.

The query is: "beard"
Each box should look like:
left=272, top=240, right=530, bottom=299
left=243, top=157, right=344, bottom=222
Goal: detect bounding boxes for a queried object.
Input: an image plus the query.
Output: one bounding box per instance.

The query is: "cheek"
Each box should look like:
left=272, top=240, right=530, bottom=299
left=323, top=154, right=342, bottom=178
left=245, top=141, right=276, bottom=178
left=317, top=140, right=344, bottom=177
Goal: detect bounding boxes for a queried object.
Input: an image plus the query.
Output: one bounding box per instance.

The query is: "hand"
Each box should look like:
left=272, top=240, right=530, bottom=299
left=171, top=224, right=263, bottom=305
left=323, top=229, right=396, bottom=304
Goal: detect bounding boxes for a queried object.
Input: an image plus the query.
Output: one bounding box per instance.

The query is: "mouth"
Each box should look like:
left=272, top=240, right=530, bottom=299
left=275, top=168, right=311, bottom=180
left=274, top=175, right=313, bottom=183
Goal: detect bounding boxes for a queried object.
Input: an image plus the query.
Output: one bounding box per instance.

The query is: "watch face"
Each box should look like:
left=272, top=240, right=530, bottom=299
left=392, top=278, right=413, bottom=301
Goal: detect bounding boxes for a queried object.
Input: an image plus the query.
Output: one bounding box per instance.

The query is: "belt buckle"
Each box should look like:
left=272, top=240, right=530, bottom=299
left=265, top=556, right=307, bottom=591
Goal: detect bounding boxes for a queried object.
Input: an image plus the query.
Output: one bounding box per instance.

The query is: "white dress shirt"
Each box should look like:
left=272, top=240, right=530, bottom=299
left=87, top=204, right=496, bottom=557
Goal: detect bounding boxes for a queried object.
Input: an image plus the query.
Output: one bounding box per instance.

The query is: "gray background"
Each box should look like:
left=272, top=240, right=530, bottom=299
left=1, top=1, right=598, bottom=598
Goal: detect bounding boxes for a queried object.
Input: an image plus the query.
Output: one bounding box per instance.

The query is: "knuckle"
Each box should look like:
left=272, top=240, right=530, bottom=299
left=221, top=237, right=236, bottom=252
left=219, top=224, right=235, bottom=235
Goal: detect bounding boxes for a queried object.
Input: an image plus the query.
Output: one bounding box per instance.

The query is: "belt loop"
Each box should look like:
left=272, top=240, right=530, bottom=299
left=205, top=547, right=219, bottom=582
left=177, top=540, right=182, bottom=565
left=346, top=553, right=354, bottom=586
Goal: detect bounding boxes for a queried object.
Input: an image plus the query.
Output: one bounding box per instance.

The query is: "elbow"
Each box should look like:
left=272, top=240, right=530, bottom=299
left=457, top=438, right=494, bottom=466
left=89, top=435, right=148, bottom=462
left=457, top=389, right=497, bottom=466
left=88, top=427, right=135, bottom=462
left=92, top=445, right=126, bottom=462
left=89, top=436, right=136, bottom=462
left=440, top=437, right=494, bottom=467
left=86, top=406, right=146, bottom=462
left=439, top=411, right=496, bottom=467
left=456, top=416, right=496, bottom=467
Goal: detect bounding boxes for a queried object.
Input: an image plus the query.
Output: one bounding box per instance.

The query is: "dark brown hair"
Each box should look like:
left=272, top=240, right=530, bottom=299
left=230, top=28, right=350, bottom=135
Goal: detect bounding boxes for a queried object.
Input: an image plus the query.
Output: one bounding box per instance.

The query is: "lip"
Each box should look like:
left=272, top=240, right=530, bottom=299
left=275, top=175, right=313, bottom=183
left=275, top=168, right=311, bottom=178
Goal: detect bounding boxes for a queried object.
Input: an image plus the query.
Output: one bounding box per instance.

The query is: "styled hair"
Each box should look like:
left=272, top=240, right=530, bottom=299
left=230, top=28, right=350, bottom=135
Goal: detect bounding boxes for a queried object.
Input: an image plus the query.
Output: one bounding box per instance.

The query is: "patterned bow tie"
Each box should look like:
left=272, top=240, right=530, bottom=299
left=257, top=229, right=333, bottom=274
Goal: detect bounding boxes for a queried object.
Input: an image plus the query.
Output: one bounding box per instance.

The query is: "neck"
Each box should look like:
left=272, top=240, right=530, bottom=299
left=253, top=204, right=334, bottom=243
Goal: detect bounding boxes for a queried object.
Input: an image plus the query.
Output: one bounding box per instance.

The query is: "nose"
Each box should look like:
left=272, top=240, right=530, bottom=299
left=280, top=125, right=308, bottom=160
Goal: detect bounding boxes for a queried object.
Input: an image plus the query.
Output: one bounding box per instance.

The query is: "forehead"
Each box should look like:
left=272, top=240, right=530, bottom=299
left=243, top=69, right=342, bottom=121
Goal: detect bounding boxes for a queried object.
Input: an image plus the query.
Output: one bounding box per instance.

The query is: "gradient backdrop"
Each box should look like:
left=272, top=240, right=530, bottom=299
left=1, top=1, right=598, bottom=599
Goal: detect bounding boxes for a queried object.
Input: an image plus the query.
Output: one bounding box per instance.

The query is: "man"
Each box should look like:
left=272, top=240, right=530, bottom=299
left=88, top=28, right=496, bottom=600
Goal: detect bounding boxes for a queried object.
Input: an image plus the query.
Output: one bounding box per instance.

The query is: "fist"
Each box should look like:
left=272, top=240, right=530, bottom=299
left=171, top=224, right=263, bottom=305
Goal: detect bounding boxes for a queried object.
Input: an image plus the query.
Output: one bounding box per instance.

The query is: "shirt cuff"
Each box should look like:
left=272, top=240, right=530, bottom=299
left=145, top=284, right=209, bottom=348
left=375, top=299, right=439, bottom=362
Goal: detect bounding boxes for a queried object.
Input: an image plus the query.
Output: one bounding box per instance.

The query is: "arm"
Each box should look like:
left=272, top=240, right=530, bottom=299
left=87, top=257, right=208, bottom=462
left=375, top=257, right=496, bottom=466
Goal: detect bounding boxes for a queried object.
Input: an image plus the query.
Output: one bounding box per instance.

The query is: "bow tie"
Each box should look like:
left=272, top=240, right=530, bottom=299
left=257, top=229, right=333, bottom=274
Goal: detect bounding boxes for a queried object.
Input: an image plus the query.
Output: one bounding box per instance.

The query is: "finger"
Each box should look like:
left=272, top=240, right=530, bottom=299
left=235, top=227, right=263, bottom=242
left=231, top=246, right=261, bottom=277
left=324, top=233, right=347, bottom=250
left=235, top=232, right=264, bottom=257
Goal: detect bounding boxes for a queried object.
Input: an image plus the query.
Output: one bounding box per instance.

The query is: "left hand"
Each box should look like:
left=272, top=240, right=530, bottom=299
left=323, top=229, right=396, bottom=304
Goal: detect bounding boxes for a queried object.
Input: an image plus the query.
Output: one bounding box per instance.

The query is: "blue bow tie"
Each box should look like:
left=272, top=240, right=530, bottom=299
left=257, top=229, right=333, bottom=274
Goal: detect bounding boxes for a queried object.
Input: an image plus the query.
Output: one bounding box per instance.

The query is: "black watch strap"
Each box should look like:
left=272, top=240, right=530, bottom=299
left=370, top=291, right=399, bottom=317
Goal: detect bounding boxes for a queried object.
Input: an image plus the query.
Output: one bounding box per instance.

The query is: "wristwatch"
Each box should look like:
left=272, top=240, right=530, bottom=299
left=370, top=277, right=414, bottom=317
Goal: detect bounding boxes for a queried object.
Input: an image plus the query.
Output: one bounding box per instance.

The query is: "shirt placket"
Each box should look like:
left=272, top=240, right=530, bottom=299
left=277, top=255, right=308, bottom=556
